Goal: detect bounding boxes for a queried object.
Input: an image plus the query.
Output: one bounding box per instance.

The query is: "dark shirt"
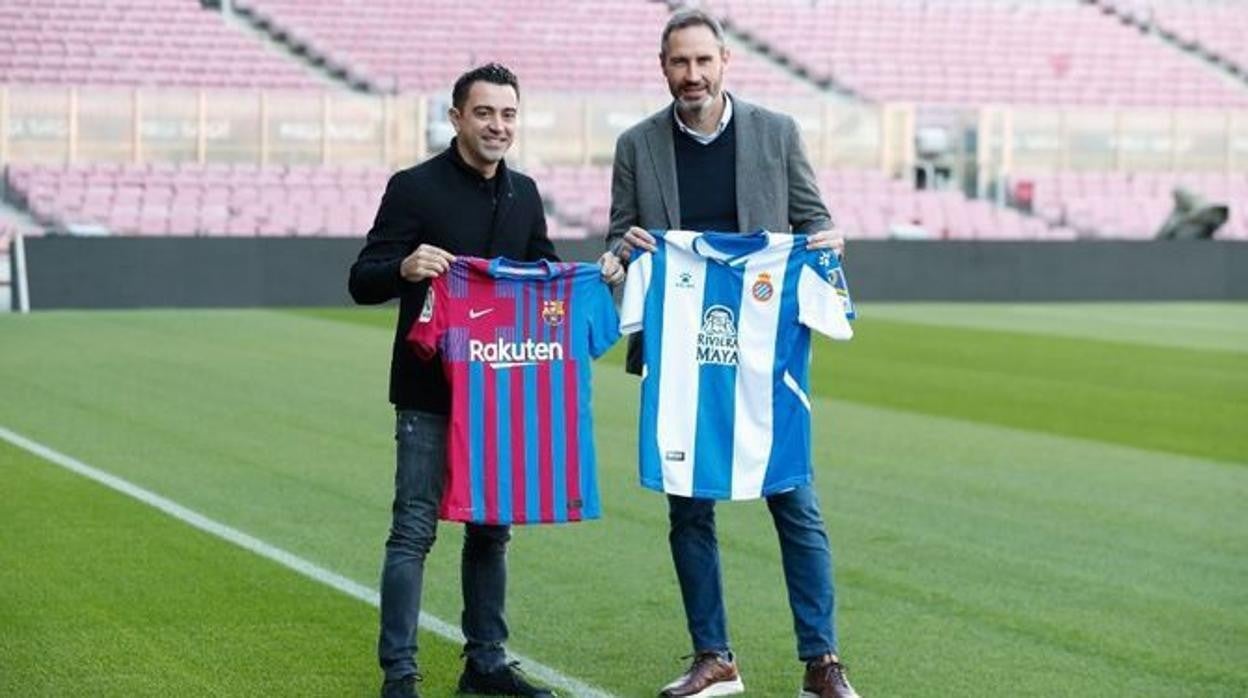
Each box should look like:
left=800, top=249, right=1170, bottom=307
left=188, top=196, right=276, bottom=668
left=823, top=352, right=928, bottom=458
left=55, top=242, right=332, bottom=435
left=348, top=140, right=557, bottom=412
left=623, top=113, right=741, bottom=375
left=673, top=114, right=739, bottom=233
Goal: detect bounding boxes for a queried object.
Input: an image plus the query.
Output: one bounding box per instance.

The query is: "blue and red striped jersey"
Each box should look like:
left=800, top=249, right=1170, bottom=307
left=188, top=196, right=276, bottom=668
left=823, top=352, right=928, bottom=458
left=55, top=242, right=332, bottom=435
left=407, top=257, right=620, bottom=525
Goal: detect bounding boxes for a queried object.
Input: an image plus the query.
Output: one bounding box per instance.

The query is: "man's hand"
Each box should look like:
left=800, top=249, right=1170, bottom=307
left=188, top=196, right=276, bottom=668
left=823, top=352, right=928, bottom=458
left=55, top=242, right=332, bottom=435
left=613, top=226, right=657, bottom=263
left=599, top=251, right=626, bottom=286
left=400, top=244, right=455, bottom=282
left=805, top=229, right=847, bottom=258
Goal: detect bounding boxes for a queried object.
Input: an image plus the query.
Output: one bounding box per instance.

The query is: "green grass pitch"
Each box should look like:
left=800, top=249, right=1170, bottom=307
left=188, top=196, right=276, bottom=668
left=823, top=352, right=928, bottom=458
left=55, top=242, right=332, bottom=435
left=1, top=303, right=1245, bottom=696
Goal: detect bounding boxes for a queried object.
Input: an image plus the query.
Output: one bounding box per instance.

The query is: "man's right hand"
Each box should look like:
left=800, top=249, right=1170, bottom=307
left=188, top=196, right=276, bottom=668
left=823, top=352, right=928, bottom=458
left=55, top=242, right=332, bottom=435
left=614, top=226, right=657, bottom=263
left=400, top=244, right=455, bottom=282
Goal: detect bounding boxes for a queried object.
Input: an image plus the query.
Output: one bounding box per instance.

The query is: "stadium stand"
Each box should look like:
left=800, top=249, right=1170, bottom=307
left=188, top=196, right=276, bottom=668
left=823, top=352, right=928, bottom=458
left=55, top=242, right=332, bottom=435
left=819, top=169, right=1065, bottom=240
left=526, top=165, right=612, bottom=241
left=1022, top=169, right=1248, bottom=239
left=528, top=164, right=1066, bottom=241
left=4, top=163, right=388, bottom=236
left=703, top=0, right=1248, bottom=108
left=484, top=164, right=1248, bottom=242
left=1, top=160, right=1024, bottom=241
left=0, top=0, right=321, bottom=89
left=1095, top=0, right=1248, bottom=78
left=232, top=0, right=817, bottom=97
left=0, top=0, right=1243, bottom=245
left=2, top=162, right=601, bottom=239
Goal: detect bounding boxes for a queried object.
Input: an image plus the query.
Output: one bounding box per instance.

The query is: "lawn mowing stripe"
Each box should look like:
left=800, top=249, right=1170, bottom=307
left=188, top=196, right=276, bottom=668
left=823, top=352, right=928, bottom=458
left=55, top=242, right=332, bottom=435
left=863, top=302, right=1248, bottom=353
left=287, top=306, right=1248, bottom=464
left=0, top=424, right=615, bottom=698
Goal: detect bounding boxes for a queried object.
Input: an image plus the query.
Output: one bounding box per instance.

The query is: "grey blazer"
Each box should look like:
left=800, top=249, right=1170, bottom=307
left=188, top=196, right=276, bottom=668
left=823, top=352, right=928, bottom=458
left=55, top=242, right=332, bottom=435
left=607, top=95, right=832, bottom=249
left=607, top=96, right=833, bottom=373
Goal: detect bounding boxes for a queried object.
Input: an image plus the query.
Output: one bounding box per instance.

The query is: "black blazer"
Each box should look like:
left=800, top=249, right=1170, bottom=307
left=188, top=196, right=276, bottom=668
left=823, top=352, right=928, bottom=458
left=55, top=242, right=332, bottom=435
left=348, top=142, right=557, bottom=411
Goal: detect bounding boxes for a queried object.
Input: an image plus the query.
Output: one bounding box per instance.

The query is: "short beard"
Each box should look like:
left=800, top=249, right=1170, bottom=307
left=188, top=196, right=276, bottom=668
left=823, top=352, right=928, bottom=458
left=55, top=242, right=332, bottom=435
left=474, top=140, right=507, bottom=163
left=676, top=92, right=714, bottom=120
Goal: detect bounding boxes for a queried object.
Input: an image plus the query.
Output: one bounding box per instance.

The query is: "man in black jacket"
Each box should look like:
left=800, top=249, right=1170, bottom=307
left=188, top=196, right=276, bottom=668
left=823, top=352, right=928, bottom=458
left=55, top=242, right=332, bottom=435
left=350, top=63, right=611, bottom=698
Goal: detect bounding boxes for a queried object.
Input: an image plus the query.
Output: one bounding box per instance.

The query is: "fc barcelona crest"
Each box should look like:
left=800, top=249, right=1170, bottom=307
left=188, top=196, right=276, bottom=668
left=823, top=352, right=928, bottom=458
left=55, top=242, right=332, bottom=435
left=751, top=272, right=774, bottom=302
left=542, top=299, right=566, bottom=326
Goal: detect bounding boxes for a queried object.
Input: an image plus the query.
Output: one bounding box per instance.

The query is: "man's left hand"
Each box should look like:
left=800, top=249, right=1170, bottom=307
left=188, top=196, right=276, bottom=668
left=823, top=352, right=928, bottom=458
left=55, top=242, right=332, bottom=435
left=599, top=251, right=626, bottom=286
left=806, top=229, right=847, bottom=258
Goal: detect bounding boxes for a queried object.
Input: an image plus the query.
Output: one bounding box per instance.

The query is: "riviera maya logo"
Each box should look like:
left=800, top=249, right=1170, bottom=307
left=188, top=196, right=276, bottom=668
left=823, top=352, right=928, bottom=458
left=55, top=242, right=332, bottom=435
left=542, top=299, right=565, bottom=326
left=697, top=305, right=738, bottom=365
left=751, top=272, right=774, bottom=302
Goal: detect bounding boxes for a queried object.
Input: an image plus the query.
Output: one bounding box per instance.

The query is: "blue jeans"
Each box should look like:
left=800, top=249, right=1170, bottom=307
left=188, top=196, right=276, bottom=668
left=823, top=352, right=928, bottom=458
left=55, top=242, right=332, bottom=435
left=378, top=409, right=511, bottom=681
left=668, top=485, right=837, bottom=661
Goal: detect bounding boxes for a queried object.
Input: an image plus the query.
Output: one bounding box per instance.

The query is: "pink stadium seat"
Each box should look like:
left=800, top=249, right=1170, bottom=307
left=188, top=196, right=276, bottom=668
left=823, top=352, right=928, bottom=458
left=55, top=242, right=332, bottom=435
left=1100, top=0, right=1248, bottom=74
left=1021, top=168, right=1246, bottom=239
left=0, top=0, right=321, bottom=89
left=703, top=0, right=1248, bottom=109
left=232, top=0, right=815, bottom=97
left=10, top=162, right=687, bottom=241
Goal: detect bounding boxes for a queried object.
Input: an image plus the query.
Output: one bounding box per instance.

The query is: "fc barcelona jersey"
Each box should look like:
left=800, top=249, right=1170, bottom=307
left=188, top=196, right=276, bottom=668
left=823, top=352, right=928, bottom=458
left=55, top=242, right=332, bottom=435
left=408, top=257, right=619, bottom=524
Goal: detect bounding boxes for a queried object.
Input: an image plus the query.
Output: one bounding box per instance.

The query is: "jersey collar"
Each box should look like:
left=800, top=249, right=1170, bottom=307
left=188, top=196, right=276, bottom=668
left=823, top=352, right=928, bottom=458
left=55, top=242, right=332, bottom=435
left=677, top=230, right=771, bottom=267
left=487, top=257, right=557, bottom=279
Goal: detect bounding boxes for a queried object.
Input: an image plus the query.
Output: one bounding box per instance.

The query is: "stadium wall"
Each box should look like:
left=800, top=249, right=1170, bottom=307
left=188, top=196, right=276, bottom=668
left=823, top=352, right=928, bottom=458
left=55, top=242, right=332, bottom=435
left=10, top=237, right=1247, bottom=310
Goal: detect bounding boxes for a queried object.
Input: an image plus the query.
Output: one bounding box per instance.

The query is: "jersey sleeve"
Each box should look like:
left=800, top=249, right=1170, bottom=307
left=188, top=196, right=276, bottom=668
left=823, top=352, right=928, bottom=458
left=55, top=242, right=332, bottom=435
left=406, top=277, right=448, bottom=360
left=796, top=248, right=854, bottom=340
left=619, top=250, right=653, bottom=335
left=585, top=273, right=622, bottom=359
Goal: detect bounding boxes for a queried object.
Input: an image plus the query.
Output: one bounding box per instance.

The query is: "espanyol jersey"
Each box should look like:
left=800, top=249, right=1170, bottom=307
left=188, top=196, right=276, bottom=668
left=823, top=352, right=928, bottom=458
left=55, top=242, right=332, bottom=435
left=408, top=257, right=620, bottom=524
left=619, top=230, right=854, bottom=500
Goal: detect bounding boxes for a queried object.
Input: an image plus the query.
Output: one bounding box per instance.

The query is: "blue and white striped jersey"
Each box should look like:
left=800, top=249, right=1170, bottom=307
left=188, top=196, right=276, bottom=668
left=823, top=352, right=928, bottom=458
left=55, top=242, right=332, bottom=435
left=620, top=230, right=855, bottom=500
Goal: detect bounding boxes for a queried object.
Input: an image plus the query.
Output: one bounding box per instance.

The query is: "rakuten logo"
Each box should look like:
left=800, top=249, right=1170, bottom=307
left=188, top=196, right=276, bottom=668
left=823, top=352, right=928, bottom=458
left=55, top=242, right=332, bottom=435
left=469, top=338, right=564, bottom=366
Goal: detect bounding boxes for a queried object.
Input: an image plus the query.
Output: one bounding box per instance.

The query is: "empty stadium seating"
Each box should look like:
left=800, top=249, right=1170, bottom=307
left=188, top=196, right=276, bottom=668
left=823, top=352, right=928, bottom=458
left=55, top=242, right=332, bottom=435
left=521, top=164, right=1065, bottom=241
left=233, top=0, right=816, bottom=97
left=5, top=161, right=1082, bottom=241
left=1098, top=0, right=1248, bottom=77
left=525, top=164, right=612, bottom=240
left=2, top=0, right=1244, bottom=245
left=2, top=162, right=607, bottom=240
left=818, top=170, right=1064, bottom=240
left=0, top=0, right=321, bottom=88
left=17, top=160, right=1244, bottom=242
left=5, top=163, right=387, bottom=237
left=707, top=0, right=1248, bottom=108
left=1023, top=170, right=1248, bottom=239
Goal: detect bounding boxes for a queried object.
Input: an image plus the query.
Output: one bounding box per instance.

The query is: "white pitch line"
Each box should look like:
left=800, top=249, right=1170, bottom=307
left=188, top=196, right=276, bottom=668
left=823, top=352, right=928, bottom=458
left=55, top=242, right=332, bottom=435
left=0, top=425, right=614, bottom=698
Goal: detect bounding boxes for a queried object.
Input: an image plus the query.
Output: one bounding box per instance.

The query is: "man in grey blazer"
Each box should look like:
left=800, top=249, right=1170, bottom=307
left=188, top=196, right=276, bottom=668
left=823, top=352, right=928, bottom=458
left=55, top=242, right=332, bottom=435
left=602, top=8, right=860, bottom=698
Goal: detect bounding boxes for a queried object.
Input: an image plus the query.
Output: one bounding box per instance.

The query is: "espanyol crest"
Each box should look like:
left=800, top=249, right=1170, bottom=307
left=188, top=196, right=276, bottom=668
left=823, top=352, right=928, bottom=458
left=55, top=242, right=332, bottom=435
left=751, top=272, right=774, bottom=302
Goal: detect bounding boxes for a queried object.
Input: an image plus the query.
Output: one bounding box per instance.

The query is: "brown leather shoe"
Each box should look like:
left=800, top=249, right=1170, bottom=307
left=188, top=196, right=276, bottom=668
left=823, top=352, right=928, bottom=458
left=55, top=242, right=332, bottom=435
left=801, top=655, right=860, bottom=698
left=658, top=651, right=745, bottom=697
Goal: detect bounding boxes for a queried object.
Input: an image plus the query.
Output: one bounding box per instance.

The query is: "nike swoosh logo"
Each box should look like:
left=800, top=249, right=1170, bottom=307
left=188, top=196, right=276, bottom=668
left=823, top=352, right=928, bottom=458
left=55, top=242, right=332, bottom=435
left=468, top=308, right=494, bottom=319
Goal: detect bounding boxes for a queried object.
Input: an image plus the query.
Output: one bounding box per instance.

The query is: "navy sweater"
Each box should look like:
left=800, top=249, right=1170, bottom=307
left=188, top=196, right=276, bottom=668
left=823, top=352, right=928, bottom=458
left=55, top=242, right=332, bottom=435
left=673, top=116, right=739, bottom=233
